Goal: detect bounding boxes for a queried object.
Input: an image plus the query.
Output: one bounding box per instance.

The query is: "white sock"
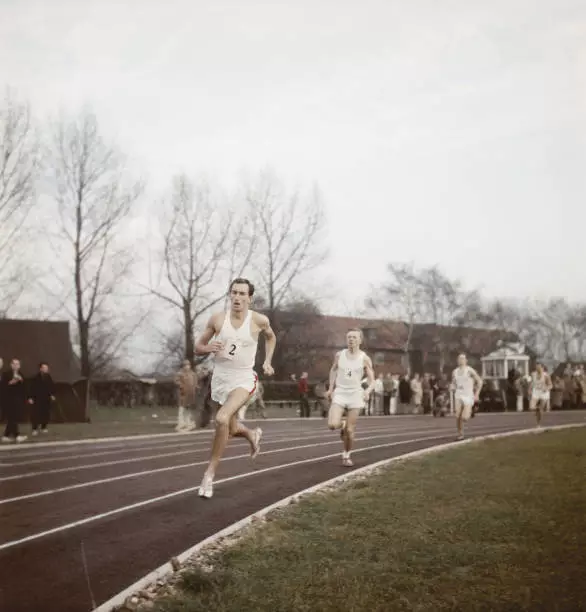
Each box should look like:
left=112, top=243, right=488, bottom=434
left=342, top=451, right=350, bottom=459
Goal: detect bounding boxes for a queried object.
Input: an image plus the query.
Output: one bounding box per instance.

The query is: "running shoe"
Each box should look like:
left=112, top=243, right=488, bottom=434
left=198, top=474, right=214, bottom=499
left=251, top=427, right=263, bottom=459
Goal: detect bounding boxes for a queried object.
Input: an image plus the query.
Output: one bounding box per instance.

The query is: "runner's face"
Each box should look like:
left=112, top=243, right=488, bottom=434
left=458, top=355, right=466, bottom=368
left=346, top=331, right=361, bottom=349
left=230, top=284, right=251, bottom=311
left=536, top=364, right=543, bottom=374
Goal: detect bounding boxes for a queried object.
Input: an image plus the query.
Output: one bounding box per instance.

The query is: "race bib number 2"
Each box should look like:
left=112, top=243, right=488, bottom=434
left=224, top=343, right=238, bottom=360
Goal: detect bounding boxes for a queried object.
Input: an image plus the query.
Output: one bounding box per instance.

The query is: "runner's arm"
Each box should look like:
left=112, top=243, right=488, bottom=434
left=194, top=315, right=218, bottom=354
left=545, top=374, right=553, bottom=391
left=328, top=352, right=340, bottom=394
left=363, top=356, right=375, bottom=395
left=257, top=313, right=276, bottom=366
left=471, top=368, right=483, bottom=397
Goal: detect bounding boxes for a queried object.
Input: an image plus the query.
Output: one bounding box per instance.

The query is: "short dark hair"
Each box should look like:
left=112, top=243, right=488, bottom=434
left=347, top=328, right=362, bottom=336
left=229, top=278, right=255, bottom=297
left=39, top=362, right=49, bottom=368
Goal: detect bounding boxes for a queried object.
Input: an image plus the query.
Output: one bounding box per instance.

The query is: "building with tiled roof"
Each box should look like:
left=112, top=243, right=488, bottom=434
left=257, top=312, right=518, bottom=380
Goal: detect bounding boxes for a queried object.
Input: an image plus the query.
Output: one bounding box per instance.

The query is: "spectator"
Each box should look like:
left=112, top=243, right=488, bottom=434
left=398, top=375, right=411, bottom=411
left=240, top=378, right=267, bottom=420
left=174, top=360, right=198, bottom=432
left=390, top=374, right=399, bottom=414
left=195, top=359, right=214, bottom=428
left=577, top=370, right=586, bottom=409
left=382, top=373, right=393, bottom=415
left=410, top=373, right=423, bottom=413
left=28, top=362, right=56, bottom=435
left=314, top=378, right=329, bottom=418
left=372, top=373, right=384, bottom=416
left=298, top=372, right=310, bottom=418
left=551, top=375, right=564, bottom=411
left=1, top=358, right=27, bottom=443
left=422, top=373, right=432, bottom=414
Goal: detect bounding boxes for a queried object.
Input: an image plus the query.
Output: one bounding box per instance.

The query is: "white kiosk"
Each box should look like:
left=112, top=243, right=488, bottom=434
left=481, top=342, right=530, bottom=412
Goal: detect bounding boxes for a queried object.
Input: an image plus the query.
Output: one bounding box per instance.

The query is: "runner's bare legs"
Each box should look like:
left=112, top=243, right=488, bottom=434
left=535, top=400, right=543, bottom=426
left=456, top=401, right=464, bottom=437
left=342, top=408, right=360, bottom=454
left=203, top=387, right=257, bottom=480
left=229, top=413, right=259, bottom=453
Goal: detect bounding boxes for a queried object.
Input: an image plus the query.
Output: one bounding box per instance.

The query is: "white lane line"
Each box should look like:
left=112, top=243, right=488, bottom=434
left=0, top=424, right=445, bottom=481
left=0, top=431, right=467, bottom=551
left=2, top=411, right=583, bottom=455
left=3, top=440, right=206, bottom=467
left=0, top=415, right=420, bottom=453
left=1, top=421, right=449, bottom=468
left=0, top=424, right=322, bottom=461
left=0, top=425, right=516, bottom=551
left=0, top=424, right=401, bottom=466
left=0, top=426, right=469, bottom=505
left=92, top=422, right=586, bottom=612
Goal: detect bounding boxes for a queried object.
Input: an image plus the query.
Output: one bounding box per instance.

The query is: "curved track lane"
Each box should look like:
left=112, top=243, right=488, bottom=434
left=0, top=411, right=584, bottom=612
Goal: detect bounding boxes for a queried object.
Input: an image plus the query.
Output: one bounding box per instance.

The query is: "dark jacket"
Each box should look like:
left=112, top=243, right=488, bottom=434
left=1, top=369, right=27, bottom=408
left=29, top=372, right=56, bottom=404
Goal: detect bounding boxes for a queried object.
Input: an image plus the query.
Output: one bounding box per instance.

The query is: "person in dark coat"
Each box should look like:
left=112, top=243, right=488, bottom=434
left=28, top=362, right=56, bottom=435
left=1, top=358, right=28, bottom=443
left=398, top=375, right=412, bottom=406
left=195, top=358, right=215, bottom=429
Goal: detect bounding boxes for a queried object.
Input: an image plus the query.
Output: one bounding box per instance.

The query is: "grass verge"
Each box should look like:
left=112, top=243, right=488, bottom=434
left=12, top=406, right=179, bottom=442
left=10, top=403, right=305, bottom=443
left=151, top=428, right=586, bottom=612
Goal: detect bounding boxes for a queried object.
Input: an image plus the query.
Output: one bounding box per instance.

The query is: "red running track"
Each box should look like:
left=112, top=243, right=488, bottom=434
left=0, top=411, right=584, bottom=612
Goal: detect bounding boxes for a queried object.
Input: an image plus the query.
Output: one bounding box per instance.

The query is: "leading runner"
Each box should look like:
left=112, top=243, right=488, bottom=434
left=195, top=278, right=276, bottom=499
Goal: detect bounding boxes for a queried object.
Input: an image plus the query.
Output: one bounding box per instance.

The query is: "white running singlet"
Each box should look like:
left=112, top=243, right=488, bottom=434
left=211, top=310, right=258, bottom=405
left=531, top=373, right=550, bottom=401
left=332, top=349, right=366, bottom=409
left=452, top=366, right=476, bottom=405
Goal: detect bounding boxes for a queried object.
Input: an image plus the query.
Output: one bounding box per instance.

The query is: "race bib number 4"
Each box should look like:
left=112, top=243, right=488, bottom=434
left=345, top=369, right=353, bottom=379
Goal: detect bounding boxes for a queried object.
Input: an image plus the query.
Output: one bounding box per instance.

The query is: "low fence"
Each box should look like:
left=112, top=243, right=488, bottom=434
left=89, top=379, right=311, bottom=407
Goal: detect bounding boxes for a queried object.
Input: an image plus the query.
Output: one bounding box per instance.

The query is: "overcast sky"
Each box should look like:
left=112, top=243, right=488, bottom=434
left=2, top=0, right=585, bottom=316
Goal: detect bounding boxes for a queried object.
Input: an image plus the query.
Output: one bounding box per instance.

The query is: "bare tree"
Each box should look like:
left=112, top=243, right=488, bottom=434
left=414, top=266, right=483, bottom=371
left=534, top=298, right=586, bottom=362
left=247, top=170, right=327, bottom=312
left=368, top=263, right=425, bottom=374
left=149, top=175, right=255, bottom=364
left=45, top=110, right=143, bottom=378
left=0, top=90, right=39, bottom=314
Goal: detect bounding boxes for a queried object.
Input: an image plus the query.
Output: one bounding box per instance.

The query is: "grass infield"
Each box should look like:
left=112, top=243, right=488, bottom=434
left=9, top=404, right=302, bottom=443
left=151, top=428, right=586, bottom=612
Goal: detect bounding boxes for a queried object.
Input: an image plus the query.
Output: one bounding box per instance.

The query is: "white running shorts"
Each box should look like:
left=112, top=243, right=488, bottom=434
left=530, top=392, right=549, bottom=409
left=454, top=394, right=474, bottom=421
left=332, top=389, right=365, bottom=410
left=211, top=370, right=257, bottom=407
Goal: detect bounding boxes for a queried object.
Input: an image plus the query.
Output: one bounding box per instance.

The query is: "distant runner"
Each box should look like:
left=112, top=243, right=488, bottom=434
left=326, top=329, right=375, bottom=466
left=530, top=362, right=552, bottom=428
left=451, top=354, right=483, bottom=441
